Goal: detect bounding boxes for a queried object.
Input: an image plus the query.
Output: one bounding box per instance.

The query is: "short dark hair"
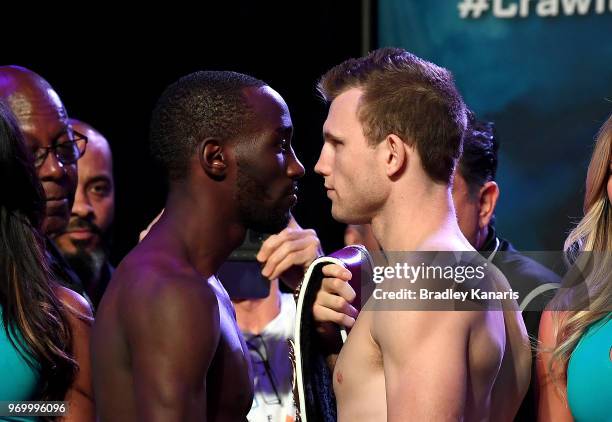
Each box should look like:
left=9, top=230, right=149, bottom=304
left=457, top=116, right=499, bottom=198
left=150, top=71, right=266, bottom=181
left=318, top=47, right=467, bottom=184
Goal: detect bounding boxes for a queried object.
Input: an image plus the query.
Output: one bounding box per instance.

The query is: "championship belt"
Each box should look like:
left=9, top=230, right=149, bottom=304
left=291, top=245, right=373, bottom=422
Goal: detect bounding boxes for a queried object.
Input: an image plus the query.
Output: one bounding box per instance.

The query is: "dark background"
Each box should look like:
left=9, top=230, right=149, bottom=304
left=8, top=1, right=600, bottom=265
left=4, top=2, right=369, bottom=264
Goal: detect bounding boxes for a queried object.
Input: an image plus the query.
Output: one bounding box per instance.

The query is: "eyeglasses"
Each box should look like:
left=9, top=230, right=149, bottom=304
left=32, top=130, right=88, bottom=168
left=246, top=334, right=283, bottom=406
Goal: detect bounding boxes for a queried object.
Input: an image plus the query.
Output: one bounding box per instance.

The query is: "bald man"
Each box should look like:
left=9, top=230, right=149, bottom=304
left=55, top=119, right=115, bottom=308
left=0, top=66, right=95, bottom=420
left=0, top=66, right=87, bottom=297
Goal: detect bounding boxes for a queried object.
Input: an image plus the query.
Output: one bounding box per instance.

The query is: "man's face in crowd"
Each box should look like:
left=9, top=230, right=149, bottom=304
left=344, top=224, right=380, bottom=252
left=55, top=121, right=114, bottom=257
left=315, top=88, right=388, bottom=224
left=4, top=82, right=78, bottom=237
left=235, top=86, right=305, bottom=234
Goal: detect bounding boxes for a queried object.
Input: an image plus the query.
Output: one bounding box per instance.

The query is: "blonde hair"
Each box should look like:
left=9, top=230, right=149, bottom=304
left=550, top=113, right=612, bottom=377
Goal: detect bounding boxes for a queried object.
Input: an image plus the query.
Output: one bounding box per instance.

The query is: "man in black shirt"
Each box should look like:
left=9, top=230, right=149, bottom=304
left=452, top=117, right=560, bottom=421
left=55, top=119, right=115, bottom=308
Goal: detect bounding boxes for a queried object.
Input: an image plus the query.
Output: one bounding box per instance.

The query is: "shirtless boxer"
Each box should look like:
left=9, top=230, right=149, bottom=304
left=92, top=71, right=305, bottom=421
left=312, top=48, right=531, bottom=421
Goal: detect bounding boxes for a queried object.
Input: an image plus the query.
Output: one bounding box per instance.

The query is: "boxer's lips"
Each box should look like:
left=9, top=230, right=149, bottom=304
left=287, top=194, right=298, bottom=205
left=285, top=186, right=299, bottom=204
left=284, top=190, right=298, bottom=204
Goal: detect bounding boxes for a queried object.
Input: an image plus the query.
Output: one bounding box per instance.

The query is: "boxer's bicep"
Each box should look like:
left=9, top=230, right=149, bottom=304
left=123, top=278, right=220, bottom=421
left=377, top=311, right=468, bottom=421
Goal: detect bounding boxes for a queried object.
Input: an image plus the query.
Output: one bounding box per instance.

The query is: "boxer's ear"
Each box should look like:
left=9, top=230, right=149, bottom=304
left=199, top=138, right=227, bottom=179
left=382, top=134, right=407, bottom=178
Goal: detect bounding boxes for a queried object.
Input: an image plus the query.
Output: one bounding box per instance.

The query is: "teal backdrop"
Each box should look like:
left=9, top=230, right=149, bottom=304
left=378, top=0, right=612, bottom=249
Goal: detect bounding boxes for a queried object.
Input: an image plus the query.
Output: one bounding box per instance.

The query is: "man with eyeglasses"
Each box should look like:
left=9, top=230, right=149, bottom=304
left=55, top=119, right=115, bottom=309
left=452, top=116, right=560, bottom=421
left=0, top=66, right=88, bottom=298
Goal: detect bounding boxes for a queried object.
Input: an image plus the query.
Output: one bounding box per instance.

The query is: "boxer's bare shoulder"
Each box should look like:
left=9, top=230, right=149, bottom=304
left=333, top=305, right=527, bottom=421
left=93, top=245, right=252, bottom=421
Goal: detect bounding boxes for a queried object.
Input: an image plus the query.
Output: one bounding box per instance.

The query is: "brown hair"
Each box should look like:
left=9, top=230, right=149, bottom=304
left=318, top=47, right=467, bottom=184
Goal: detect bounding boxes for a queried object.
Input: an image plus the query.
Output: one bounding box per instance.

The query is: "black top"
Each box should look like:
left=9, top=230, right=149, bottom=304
left=89, top=260, right=114, bottom=310
left=45, top=237, right=87, bottom=297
